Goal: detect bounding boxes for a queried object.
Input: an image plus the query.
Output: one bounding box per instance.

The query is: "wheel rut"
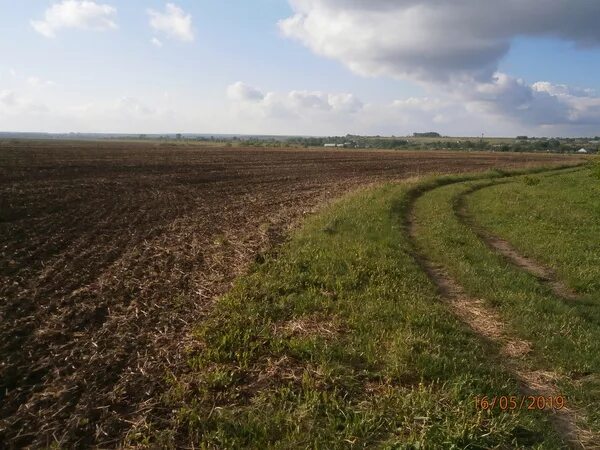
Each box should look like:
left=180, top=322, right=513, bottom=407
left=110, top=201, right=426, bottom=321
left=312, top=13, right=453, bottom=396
left=405, top=175, right=595, bottom=449
left=455, top=183, right=580, bottom=301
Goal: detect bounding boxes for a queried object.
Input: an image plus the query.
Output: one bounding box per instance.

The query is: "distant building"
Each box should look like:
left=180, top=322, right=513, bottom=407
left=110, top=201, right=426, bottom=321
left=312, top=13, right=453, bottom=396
left=324, top=143, right=337, bottom=147
left=577, top=148, right=588, bottom=154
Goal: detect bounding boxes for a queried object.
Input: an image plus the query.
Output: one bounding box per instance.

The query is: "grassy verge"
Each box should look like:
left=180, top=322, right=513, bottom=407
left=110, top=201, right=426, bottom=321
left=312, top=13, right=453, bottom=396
left=137, top=177, right=564, bottom=448
left=467, top=165, right=600, bottom=296
left=411, top=168, right=600, bottom=437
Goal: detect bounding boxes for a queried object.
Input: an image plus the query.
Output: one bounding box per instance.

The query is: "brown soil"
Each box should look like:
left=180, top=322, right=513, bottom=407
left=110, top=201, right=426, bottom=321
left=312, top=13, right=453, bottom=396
left=406, top=182, right=594, bottom=449
left=456, top=184, right=580, bottom=301
left=0, top=139, right=580, bottom=448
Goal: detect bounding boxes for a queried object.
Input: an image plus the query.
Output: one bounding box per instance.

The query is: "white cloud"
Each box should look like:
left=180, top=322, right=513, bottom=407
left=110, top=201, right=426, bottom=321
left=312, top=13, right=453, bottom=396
left=531, top=82, right=596, bottom=98
left=224, top=81, right=495, bottom=135
left=280, top=1, right=600, bottom=83
left=461, top=73, right=600, bottom=127
left=227, top=82, right=265, bottom=102
left=227, top=82, right=364, bottom=117
left=328, top=93, right=363, bottom=113
left=223, top=79, right=600, bottom=136
left=31, top=0, right=117, bottom=38
left=225, top=81, right=366, bottom=132
left=151, top=37, right=163, bottom=48
left=279, top=1, right=600, bottom=129
left=148, top=3, right=194, bottom=42
left=288, top=90, right=331, bottom=110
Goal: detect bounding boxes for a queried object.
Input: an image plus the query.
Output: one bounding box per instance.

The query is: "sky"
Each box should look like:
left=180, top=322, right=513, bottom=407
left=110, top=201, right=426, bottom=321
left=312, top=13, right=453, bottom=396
left=1, top=1, right=600, bottom=137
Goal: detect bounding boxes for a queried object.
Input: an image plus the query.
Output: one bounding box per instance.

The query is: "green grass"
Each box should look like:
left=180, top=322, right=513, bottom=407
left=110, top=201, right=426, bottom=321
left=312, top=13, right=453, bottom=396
left=139, top=178, right=565, bottom=449
left=411, top=167, right=600, bottom=437
left=468, top=165, right=600, bottom=296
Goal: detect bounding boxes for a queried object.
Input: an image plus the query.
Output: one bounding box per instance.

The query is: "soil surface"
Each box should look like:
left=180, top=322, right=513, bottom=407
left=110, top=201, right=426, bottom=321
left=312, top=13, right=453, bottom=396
left=0, top=140, right=580, bottom=448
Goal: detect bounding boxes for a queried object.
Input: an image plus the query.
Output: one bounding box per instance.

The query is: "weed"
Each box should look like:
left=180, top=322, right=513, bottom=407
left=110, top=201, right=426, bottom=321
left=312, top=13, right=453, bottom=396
left=523, top=175, right=541, bottom=186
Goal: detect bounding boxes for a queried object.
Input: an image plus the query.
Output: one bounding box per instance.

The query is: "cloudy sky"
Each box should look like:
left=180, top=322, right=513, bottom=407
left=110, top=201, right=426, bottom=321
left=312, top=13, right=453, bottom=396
left=1, top=0, right=600, bottom=136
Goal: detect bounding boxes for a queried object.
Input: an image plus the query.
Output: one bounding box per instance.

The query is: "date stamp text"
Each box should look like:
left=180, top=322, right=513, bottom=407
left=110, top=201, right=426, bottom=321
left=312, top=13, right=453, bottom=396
left=475, top=395, right=567, bottom=412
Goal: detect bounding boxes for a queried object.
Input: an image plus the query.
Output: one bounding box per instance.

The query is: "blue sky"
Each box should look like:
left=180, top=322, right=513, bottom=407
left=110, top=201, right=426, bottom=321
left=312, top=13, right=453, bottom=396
left=1, top=1, right=600, bottom=136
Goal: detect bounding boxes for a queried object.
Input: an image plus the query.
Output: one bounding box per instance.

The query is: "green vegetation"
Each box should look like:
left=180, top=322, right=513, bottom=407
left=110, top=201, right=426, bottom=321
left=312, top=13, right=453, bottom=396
left=412, top=167, right=600, bottom=436
left=469, top=166, right=600, bottom=295
left=147, top=175, right=573, bottom=448
left=274, top=135, right=598, bottom=153
left=4, top=133, right=599, bottom=154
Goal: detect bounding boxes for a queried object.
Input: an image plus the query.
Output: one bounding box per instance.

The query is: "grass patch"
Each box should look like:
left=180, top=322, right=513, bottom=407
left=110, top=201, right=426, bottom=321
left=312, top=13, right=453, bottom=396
left=142, top=178, right=564, bottom=448
left=411, top=167, right=600, bottom=436
left=469, top=166, right=600, bottom=296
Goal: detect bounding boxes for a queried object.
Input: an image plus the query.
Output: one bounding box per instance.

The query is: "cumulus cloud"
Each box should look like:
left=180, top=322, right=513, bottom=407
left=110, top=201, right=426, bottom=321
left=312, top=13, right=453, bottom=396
left=151, top=37, right=163, bottom=48
left=31, top=0, right=117, bottom=38
left=279, top=1, right=600, bottom=128
left=532, top=82, right=596, bottom=98
left=223, top=79, right=600, bottom=136
left=289, top=90, right=332, bottom=110
left=459, top=73, right=600, bottom=127
left=148, top=3, right=194, bottom=42
left=227, top=82, right=363, bottom=119
left=328, top=93, right=364, bottom=113
left=227, top=82, right=265, bottom=102
left=280, top=0, right=600, bottom=83
left=224, top=81, right=503, bottom=135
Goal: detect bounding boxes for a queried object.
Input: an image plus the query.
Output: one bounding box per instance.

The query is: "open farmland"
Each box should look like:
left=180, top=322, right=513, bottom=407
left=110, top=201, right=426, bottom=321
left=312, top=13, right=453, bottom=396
left=0, top=140, right=584, bottom=448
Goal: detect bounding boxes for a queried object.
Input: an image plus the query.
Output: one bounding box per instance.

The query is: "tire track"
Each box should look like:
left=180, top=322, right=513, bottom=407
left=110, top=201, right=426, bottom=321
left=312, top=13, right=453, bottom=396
left=405, top=173, right=594, bottom=449
left=455, top=182, right=580, bottom=301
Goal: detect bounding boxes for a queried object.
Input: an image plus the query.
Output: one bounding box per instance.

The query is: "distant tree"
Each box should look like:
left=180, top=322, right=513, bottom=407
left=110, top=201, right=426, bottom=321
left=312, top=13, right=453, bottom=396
left=413, top=132, right=441, bottom=138
left=176, top=133, right=182, bottom=140
left=548, top=139, right=560, bottom=148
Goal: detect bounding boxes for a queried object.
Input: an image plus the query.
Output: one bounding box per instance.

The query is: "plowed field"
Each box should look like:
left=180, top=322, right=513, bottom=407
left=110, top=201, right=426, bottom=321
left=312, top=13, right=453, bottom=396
left=0, top=140, right=580, bottom=447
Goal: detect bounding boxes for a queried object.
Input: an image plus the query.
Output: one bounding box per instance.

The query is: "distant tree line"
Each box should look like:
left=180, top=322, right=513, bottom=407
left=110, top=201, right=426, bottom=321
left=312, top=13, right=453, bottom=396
left=134, top=133, right=599, bottom=154
left=413, top=132, right=441, bottom=138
